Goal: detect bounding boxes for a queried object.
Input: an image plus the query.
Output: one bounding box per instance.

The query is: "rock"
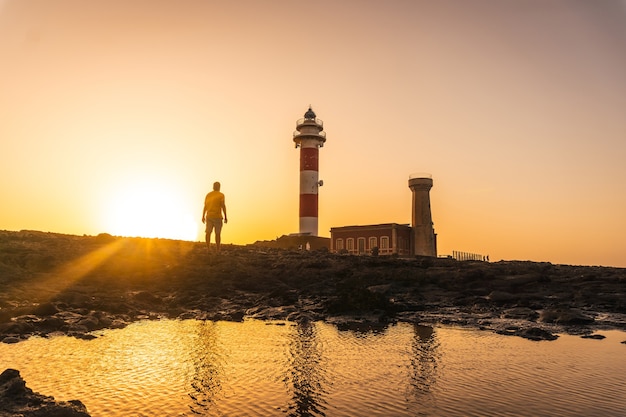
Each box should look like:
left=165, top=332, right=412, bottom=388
left=73, top=333, right=98, bottom=341
left=32, top=302, right=60, bottom=316
left=109, top=319, right=129, bottom=329
left=66, top=324, right=89, bottom=333
left=94, top=314, right=112, bottom=327
left=286, top=310, right=319, bottom=323
left=539, top=308, right=595, bottom=325
left=367, top=284, right=391, bottom=294
left=519, top=327, right=559, bottom=341
left=1, top=336, right=20, bottom=344
left=487, top=291, right=517, bottom=303
left=38, top=316, right=66, bottom=331
left=94, top=233, right=116, bottom=243
left=12, top=315, right=41, bottom=324
left=225, top=311, right=245, bottom=322
left=133, top=291, right=161, bottom=304
left=54, top=311, right=85, bottom=323
left=246, top=305, right=297, bottom=320
left=500, top=307, right=539, bottom=321
left=77, top=316, right=100, bottom=331
left=0, top=368, right=91, bottom=416
left=581, top=334, right=606, bottom=340
left=495, top=326, right=520, bottom=337
left=178, top=310, right=201, bottom=320
left=0, top=321, right=35, bottom=335
left=496, top=326, right=558, bottom=341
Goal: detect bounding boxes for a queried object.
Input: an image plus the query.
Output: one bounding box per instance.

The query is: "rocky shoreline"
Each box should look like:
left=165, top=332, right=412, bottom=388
left=1, top=230, right=625, bottom=345
left=0, top=369, right=90, bottom=417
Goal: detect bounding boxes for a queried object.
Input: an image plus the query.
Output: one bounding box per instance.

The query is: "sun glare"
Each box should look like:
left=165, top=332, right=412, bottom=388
left=105, top=181, right=198, bottom=241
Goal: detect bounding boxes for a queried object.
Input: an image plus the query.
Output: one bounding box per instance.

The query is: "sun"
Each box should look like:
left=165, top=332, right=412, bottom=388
left=104, top=180, right=198, bottom=241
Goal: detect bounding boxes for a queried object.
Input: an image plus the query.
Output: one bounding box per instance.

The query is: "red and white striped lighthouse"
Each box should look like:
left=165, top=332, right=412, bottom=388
left=293, top=107, right=326, bottom=236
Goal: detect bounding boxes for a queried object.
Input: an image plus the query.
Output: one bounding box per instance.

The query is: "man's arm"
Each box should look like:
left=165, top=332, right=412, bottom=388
left=222, top=200, right=228, bottom=223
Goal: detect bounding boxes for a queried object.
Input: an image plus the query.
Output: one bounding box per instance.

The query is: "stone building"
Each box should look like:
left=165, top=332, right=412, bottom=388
left=330, top=174, right=437, bottom=257
left=330, top=223, right=412, bottom=256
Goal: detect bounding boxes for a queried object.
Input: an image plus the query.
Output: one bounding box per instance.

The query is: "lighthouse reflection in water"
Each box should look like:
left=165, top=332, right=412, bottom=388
left=2, top=320, right=626, bottom=416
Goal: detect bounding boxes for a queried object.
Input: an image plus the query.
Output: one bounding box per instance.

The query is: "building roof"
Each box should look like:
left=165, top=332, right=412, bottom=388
left=330, top=223, right=411, bottom=232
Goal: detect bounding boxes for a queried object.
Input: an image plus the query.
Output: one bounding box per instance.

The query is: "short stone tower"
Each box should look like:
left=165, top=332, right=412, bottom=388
left=408, top=173, right=437, bottom=257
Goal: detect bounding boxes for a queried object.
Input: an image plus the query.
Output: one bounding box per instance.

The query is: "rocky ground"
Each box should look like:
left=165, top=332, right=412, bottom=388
left=1, top=230, right=625, bottom=345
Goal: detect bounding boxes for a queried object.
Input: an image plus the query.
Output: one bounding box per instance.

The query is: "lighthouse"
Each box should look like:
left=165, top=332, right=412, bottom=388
left=293, top=107, right=326, bottom=236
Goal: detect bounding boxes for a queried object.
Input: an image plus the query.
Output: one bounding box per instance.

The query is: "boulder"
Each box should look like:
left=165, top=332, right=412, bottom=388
left=497, top=326, right=558, bottom=341
left=518, top=327, right=559, bottom=341
left=1, top=336, right=20, bottom=344
left=581, top=334, right=606, bottom=340
left=77, top=315, right=100, bottom=331
left=539, top=308, right=595, bottom=325
left=0, top=368, right=91, bottom=416
left=487, top=291, right=517, bottom=303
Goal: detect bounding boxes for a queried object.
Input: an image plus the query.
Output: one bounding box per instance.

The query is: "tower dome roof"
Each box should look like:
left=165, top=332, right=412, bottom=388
left=304, top=107, right=316, bottom=119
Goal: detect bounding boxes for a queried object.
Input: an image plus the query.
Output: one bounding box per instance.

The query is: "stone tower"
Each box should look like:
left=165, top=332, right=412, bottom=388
left=408, top=173, right=437, bottom=256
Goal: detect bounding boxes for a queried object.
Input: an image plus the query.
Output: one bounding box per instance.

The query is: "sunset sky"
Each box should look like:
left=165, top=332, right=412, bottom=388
left=1, top=0, right=625, bottom=267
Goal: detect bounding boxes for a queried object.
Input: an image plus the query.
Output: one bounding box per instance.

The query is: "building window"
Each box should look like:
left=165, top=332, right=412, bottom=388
left=336, top=238, right=344, bottom=251
left=369, top=237, right=377, bottom=250
left=381, top=236, right=389, bottom=253
left=346, top=238, right=354, bottom=252
left=357, top=238, right=366, bottom=254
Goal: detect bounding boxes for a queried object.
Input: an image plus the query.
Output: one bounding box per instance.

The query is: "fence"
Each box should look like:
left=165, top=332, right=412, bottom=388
left=452, top=250, right=488, bottom=262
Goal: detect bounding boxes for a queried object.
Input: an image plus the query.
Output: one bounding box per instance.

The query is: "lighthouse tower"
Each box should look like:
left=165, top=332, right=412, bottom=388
left=408, top=173, right=437, bottom=257
left=293, top=107, right=326, bottom=236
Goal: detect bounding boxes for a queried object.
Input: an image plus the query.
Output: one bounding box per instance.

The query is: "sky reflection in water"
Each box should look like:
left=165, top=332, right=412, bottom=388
left=1, top=320, right=625, bottom=416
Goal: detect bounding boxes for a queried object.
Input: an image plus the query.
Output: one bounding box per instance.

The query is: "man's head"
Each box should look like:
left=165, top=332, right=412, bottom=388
left=213, top=182, right=221, bottom=191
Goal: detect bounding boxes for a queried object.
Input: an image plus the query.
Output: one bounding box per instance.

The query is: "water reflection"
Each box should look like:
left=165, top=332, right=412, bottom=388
left=188, top=321, right=224, bottom=414
left=1, top=321, right=624, bottom=416
left=408, top=324, right=441, bottom=401
left=285, top=321, right=328, bottom=417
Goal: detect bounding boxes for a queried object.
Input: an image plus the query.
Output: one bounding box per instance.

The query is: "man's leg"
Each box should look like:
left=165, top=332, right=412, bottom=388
left=214, top=219, right=223, bottom=252
left=205, top=222, right=214, bottom=251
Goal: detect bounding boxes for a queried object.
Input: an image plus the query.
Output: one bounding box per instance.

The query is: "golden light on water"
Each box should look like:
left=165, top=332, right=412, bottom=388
left=2, top=321, right=625, bottom=416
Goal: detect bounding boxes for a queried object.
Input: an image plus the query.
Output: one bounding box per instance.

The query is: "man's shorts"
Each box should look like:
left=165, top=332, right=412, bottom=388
left=205, top=218, right=223, bottom=234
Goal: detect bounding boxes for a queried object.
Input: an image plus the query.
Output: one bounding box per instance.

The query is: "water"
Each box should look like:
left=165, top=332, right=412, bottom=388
left=1, top=320, right=625, bottom=416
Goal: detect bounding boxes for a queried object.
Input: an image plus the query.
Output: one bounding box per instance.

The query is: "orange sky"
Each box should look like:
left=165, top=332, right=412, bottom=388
left=1, top=0, right=625, bottom=267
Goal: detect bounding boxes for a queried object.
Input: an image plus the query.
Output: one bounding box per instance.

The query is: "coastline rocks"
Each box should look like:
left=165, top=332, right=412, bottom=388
left=539, top=308, right=595, bottom=325
left=0, top=231, right=625, bottom=343
left=500, top=307, right=539, bottom=321
left=0, top=368, right=91, bottom=417
left=496, top=326, right=559, bottom=341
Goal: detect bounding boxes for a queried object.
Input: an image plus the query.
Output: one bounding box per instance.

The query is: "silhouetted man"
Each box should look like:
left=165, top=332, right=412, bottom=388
left=202, top=181, right=227, bottom=252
